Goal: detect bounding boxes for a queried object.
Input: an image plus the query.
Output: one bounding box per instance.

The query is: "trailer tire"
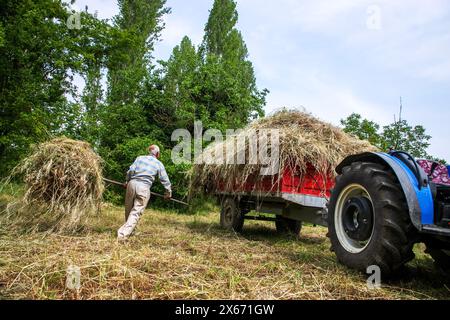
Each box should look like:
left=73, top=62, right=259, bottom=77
left=275, top=217, right=302, bottom=236
left=220, top=197, right=244, bottom=233
left=328, top=162, right=416, bottom=276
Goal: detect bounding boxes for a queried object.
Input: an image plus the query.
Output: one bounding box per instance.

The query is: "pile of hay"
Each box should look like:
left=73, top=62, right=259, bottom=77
left=7, top=137, right=104, bottom=233
left=191, top=109, right=378, bottom=194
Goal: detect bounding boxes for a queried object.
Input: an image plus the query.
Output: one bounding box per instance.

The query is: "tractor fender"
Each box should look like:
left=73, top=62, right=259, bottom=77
left=336, top=152, right=432, bottom=231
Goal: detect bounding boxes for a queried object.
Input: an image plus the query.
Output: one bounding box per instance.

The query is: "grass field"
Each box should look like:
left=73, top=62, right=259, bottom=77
left=1, top=202, right=450, bottom=300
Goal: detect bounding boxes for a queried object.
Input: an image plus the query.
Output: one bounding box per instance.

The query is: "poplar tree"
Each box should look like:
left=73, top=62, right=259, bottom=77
left=199, top=0, right=267, bottom=131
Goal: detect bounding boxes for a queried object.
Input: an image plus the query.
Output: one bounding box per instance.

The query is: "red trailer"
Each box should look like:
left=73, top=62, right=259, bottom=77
left=215, top=164, right=335, bottom=235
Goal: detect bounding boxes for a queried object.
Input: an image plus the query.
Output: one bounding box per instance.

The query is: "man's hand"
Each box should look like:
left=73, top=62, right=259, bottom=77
left=123, top=182, right=128, bottom=189
left=164, top=191, right=172, bottom=200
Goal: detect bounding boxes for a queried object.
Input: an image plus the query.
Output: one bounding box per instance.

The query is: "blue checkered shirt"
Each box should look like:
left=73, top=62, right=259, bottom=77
left=126, top=155, right=171, bottom=192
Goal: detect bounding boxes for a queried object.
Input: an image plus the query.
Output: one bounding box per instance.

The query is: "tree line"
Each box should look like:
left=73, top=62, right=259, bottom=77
left=340, top=111, right=445, bottom=163
left=0, top=0, right=266, bottom=202
left=0, top=0, right=444, bottom=204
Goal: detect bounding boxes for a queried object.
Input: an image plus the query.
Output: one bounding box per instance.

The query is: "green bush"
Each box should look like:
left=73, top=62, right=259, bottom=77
left=102, top=136, right=191, bottom=208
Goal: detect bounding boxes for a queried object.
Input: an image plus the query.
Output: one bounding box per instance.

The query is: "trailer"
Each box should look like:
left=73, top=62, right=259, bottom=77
left=216, top=164, right=334, bottom=234
left=215, top=151, right=450, bottom=276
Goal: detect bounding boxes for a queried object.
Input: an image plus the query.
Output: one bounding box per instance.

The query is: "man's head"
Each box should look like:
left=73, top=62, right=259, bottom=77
left=148, top=144, right=160, bottom=158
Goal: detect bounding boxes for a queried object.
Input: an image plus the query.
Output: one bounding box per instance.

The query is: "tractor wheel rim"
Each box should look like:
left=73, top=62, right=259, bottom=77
left=335, top=184, right=375, bottom=254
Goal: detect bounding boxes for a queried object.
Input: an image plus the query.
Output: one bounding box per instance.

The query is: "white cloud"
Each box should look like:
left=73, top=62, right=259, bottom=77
left=72, top=0, right=119, bottom=21
left=345, top=2, right=450, bottom=81
left=281, top=0, right=360, bottom=32
left=418, top=61, right=450, bottom=82
left=261, top=57, right=392, bottom=125
left=153, top=0, right=210, bottom=61
left=265, top=74, right=392, bottom=127
left=241, top=0, right=450, bottom=82
left=159, top=14, right=203, bottom=49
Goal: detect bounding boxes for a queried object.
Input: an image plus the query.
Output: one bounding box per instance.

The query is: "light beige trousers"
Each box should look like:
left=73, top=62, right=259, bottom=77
left=117, top=180, right=151, bottom=238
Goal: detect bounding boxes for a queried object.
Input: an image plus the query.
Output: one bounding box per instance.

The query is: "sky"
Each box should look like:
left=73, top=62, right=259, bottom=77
left=72, top=0, right=450, bottom=162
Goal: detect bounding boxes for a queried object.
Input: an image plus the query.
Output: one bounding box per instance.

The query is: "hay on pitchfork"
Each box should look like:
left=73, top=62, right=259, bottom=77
left=3, top=137, right=104, bottom=233
left=191, top=109, right=378, bottom=195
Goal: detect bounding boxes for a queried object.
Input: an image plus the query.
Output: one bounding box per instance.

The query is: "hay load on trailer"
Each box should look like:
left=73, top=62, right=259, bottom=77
left=5, top=137, right=104, bottom=233
left=192, top=109, right=377, bottom=194
left=191, top=109, right=378, bottom=234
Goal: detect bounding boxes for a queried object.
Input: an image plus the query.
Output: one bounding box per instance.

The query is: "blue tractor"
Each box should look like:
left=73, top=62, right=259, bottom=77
left=328, top=151, right=450, bottom=276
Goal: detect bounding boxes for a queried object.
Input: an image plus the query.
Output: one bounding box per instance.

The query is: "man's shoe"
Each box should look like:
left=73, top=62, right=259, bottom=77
left=117, top=235, right=128, bottom=242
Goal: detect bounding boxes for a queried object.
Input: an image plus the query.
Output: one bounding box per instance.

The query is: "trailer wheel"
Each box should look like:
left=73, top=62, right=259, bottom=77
left=220, top=197, right=244, bottom=232
left=328, top=162, right=416, bottom=276
left=275, top=217, right=302, bottom=236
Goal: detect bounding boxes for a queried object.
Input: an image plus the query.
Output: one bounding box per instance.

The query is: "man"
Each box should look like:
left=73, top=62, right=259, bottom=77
left=117, top=144, right=171, bottom=240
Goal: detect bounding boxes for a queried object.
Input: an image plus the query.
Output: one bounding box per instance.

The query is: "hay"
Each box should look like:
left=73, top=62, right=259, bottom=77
left=0, top=208, right=444, bottom=299
left=192, top=109, right=378, bottom=194
left=4, top=137, right=104, bottom=233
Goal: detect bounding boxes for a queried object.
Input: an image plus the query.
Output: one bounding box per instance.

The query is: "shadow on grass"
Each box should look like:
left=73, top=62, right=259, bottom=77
left=186, top=219, right=337, bottom=271
left=385, top=260, right=450, bottom=288
left=186, top=219, right=326, bottom=245
left=89, top=225, right=118, bottom=235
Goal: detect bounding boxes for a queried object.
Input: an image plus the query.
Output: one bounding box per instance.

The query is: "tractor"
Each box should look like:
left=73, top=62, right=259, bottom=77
left=216, top=151, right=450, bottom=276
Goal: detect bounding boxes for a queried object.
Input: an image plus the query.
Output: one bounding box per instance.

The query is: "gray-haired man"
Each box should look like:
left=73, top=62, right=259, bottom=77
left=117, top=144, right=171, bottom=240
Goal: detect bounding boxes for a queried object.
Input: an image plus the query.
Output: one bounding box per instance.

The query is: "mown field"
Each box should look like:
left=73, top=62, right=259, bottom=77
left=1, top=201, right=450, bottom=300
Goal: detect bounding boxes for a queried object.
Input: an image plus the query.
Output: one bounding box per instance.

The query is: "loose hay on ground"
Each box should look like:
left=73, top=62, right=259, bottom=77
left=0, top=206, right=447, bottom=300
left=2, top=137, right=104, bottom=233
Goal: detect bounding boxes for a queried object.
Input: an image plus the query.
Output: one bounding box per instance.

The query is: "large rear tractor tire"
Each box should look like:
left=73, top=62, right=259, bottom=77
left=328, top=162, right=416, bottom=276
left=220, top=197, right=244, bottom=233
left=275, top=217, right=302, bottom=236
